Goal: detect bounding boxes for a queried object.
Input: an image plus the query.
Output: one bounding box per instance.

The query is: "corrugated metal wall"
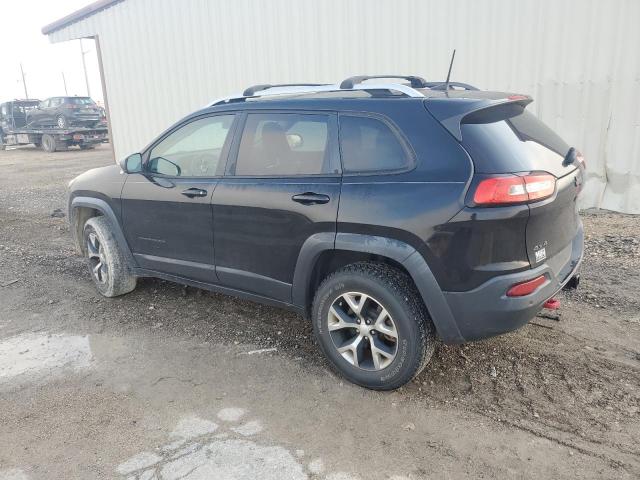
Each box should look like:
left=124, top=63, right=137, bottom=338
left=48, top=0, right=640, bottom=213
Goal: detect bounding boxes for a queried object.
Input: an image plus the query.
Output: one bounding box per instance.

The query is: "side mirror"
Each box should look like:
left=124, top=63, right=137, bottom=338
left=119, top=153, right=142, bottom=173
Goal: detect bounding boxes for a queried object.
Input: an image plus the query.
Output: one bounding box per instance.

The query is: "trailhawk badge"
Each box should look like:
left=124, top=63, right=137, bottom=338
left=535, top=247, right=547, bottom=263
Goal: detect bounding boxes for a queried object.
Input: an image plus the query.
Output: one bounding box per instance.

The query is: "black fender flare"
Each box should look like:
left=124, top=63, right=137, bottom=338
left=69, top=196, right=137, bottom=267
left=292, top=232, right=464, bottom=344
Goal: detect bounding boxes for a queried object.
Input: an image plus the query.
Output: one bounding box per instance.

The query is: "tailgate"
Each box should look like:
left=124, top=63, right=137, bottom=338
left=455, top=100, right=584, bottom=270
left=526, top=167, right=583, bottom=272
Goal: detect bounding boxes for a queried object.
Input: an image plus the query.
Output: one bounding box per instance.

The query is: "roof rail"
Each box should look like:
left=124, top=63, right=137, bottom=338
left=340, top=75, right=428, bottom=89
left=243, top=83, right=329, bottom=97
left=208, top=76, right=468, bottom=107
left=208, top=83, right=425, bottom=106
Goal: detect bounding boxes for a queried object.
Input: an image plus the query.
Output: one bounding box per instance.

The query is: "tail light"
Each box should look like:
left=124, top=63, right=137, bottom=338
left=473, top=173, right=556, bottom=206
left=506, top=275, right=546, bottom=297
left=576, top=151, right=586, bottom=169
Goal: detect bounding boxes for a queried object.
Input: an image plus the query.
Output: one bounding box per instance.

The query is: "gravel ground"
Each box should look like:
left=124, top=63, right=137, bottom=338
left=0, top=146, right=638, bottom=479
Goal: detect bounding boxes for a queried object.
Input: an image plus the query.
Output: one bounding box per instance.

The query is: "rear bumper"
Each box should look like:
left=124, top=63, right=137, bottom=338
left=67, top=113, right=100, bottom=125
left=442, top=221, right=584, bottom=342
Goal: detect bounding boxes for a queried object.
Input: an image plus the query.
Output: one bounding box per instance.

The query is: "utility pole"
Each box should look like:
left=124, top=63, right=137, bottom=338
left=20, top=63, right=29, bottom=99
left=61, top=72, right=68, bottom=95
left=79, top=39, right=91, bottom=97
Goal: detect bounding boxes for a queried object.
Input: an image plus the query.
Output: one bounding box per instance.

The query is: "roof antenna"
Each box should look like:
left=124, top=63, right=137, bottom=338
left=444, top=49, right=456, bottom=94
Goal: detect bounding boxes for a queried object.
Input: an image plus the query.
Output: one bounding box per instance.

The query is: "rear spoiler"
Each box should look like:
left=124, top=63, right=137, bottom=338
left=425, top=94, right=533, bottom=141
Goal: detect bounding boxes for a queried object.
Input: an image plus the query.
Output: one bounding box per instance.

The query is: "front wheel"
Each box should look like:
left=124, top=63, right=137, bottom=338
left=56, top=115, right=68, bottom=129
left=83, top=216, right=137, bottom=297
left=312, top=262, right=436, bottom=390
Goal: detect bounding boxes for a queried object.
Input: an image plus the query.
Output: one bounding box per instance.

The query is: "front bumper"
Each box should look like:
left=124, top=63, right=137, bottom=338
left=442, top=221, right=584, bottom=342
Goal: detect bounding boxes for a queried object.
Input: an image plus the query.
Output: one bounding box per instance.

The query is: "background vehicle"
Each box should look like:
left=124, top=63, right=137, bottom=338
left=67, top=76, right=584, bottom=390
left=1, top=99, right=108, bottom=152
left=0, top=99, right=40, bottom=130
left=26, top=96, right=102, bottom=128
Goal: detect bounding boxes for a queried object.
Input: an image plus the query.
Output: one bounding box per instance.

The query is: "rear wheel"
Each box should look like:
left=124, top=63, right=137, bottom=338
left=41, top=134, right=57, bottom=152
left=312, top=262, right=436, bottom=390
left=83, top=216, right=137, bottom=297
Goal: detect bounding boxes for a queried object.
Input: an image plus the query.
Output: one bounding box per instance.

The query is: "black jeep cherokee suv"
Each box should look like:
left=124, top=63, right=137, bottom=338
left=68, top=76, right=584, bottom=390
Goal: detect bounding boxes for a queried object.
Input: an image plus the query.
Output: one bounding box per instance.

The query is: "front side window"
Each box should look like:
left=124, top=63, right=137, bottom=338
left=339, top=115, right=410, bottom=173
left=147, top=115, right=235, bottom=177
left=50, top=98, right=62, bottom=108
left=234, top=113, right=338, bottom=176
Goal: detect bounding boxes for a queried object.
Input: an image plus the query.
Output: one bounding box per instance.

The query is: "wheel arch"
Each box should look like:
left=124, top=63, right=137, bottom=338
left=69, top=196, right=136, bottom=267
left=293, top=232, right=464, bottom=343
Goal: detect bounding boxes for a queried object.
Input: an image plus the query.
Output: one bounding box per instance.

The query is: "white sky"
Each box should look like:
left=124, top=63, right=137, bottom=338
left=0, top=0, right=104, bottom=104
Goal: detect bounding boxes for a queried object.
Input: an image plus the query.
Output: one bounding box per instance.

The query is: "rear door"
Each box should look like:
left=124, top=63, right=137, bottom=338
left=459, top=103, right=584, bottom=269
left=121, top=113, right=237, bottom=282
left=212, top=111, right=341, bottom=303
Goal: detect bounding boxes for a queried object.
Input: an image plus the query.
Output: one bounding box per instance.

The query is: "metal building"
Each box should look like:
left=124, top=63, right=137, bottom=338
left=43, top=0, right=640, bottom=213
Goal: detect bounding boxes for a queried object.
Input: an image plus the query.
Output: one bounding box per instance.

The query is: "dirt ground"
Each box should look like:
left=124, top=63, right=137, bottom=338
left=0, top=145, right=638, bottom=480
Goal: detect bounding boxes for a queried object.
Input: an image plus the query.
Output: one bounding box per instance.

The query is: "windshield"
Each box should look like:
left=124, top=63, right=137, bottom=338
left=12, top=102, right=39, bottom=114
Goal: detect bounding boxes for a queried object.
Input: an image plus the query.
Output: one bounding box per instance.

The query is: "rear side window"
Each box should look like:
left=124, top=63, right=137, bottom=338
left=339, top=115, right=410, bottom=173
left=460, top=104, right=570, bottom=175
left=234, top=113, right=338, bottom=176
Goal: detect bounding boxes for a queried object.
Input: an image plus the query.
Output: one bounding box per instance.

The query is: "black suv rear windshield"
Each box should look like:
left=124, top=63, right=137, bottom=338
left=461, top=103, right=571, bottom=176
left=65, top=97, right=95, bottom=105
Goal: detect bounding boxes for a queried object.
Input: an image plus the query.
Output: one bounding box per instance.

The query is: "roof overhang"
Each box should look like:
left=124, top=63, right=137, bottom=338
left=41, top=0, right=123, bottom=35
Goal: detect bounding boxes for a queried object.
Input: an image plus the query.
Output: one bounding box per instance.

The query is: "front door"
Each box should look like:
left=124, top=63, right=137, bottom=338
left=121, top=113, right=237, bottom=283
left=213, top=111, right=341, bottom=303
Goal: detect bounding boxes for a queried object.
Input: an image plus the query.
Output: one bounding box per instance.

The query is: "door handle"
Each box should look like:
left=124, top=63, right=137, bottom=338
left=181, top=187, right=208, bottom=198
left=291, top=192, right=330, bottom=205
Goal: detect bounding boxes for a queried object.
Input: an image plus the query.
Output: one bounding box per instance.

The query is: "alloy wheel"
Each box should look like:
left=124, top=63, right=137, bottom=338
left=87, top=232, right=109, bottom=284
left=328, top=292, right=398, bottom=371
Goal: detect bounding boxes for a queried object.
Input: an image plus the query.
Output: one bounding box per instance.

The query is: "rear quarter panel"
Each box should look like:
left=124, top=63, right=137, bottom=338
left=337, top=102, right=473, bottom=290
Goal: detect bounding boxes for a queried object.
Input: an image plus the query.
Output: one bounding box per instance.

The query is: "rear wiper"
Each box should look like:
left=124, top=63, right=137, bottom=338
left=562, top=147, right=577, bottom=167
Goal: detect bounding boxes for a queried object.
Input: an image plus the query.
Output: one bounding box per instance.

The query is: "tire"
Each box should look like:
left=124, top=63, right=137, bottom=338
left=56, top=115, right=68, bottom=129
left=82, top=216, right=137, bottom=297
left=41, top=134, right=57, bottom=152
left=312, top=262, right=436, bottom=390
